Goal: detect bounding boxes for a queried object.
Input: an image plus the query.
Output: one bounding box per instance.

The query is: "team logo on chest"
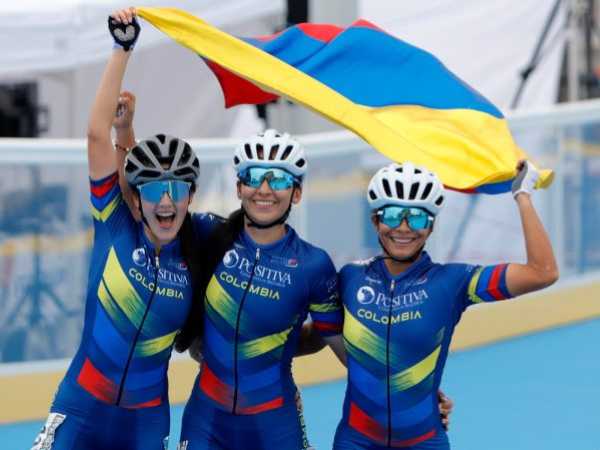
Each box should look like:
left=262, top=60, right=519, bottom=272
left=223, top=249, right=240, bottom=268
left=221, top=250, right=293, bottom=288
left=132, top=247, right=147, bottom=266
left=356, top=285, right=429, bottom=310
left=356, top=286, right=376, bottom=304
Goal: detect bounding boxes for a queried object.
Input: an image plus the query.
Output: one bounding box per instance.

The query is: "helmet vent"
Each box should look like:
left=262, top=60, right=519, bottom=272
left=281, top=145, right=294, bottom=161
left=180, top=144, right=192, bottom=163
left=296, top=158, right=306, bottom=168
left=174, top=168, right=193, bottom=177
left=268, top=145, right=279, bottom=160
left=134, top=147, right=153, bottom=167
left=139, top=169, right=159, bottom=179
left=368, top=190, right=377, bottom=200
left=422, top=182, right=433, bottom=199
left=396, top=166, right=403, bottom=173
left=256, top=144, right=264, bottom=159
left=435, top=195, right=444, bottom=206
left=156, top=134, right=166, bottom=144
left=244, top=143, right=252, bottom=159
left=169, top=139, right=179, bottom=158
left=395, top=180, right=404, bottom=199
left=409, top=183, right=419, bottom=200
left=146, top=141, right=161, bottom=159
left=415, top=168, right=422, bottom=174
left=382, top=179, right=392, bottom=197
left=233, top=156, right=240, bottom=165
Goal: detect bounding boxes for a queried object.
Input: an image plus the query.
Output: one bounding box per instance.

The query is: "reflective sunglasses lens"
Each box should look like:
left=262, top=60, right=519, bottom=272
left=139, top=181, right=190, bottom=203
left=268, top=175, right=294, bottom=190
left=241, top=168, right=295, bottom=191
left=380, top=207, right=404, bottom=229
left=379, top=207, right=432, bottom=230
left=407, top=214, right=429, bottom=230
left=168, top=181, right=191, bottom=202
left=138, top=183, right=162, bottom=203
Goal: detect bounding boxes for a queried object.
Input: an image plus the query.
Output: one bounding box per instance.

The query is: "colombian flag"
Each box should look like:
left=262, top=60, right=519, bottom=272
left=137, top=7, right=553, bottom=193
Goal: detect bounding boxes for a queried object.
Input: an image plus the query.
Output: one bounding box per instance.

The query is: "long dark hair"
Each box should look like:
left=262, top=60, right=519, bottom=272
left=173, top=208, right=245, bottom=352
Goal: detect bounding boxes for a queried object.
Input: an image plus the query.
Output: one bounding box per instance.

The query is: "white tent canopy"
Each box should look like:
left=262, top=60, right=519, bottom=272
left=0, top=0, right=566, bottom=139
left=0, top=0, right=284, bottom=76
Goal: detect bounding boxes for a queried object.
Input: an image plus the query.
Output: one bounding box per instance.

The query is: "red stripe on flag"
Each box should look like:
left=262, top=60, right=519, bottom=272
left=199, top=363, right=233, bottom=408
left=391, top=428, right=436, bottom=447
left=237, top=396, right=284, bottom=415
left=91, top=173, right=118, bottom=198
left=297, top=23, right=343, bottom=42
left=349, top=402, right=386, bottom=444
left=205, top=60, right=278, bottom=108
left=352, top=19, right=383, bottom=32
left=487, top=264, right=507, bottom=300
left=77, top=358, right=117, bottom=404
left=254, top=30, right=284, bottom=42
left=445, top=185, right=477, bottom=194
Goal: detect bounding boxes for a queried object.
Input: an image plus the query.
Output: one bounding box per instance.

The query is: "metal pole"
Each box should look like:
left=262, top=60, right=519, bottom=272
left=568, top=0, right=583, bottom=101
left=511, top=0, right=564, bottom=108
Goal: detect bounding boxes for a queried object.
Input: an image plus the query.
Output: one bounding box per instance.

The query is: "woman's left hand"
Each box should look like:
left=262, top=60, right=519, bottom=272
left=438, top=390, right=454, bottom=431
left=113, top=91, right=136, bottom=131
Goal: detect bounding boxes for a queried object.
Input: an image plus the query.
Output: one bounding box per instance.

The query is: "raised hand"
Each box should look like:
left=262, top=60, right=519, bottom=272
left=108, top=7, right=140, bottom=51
left=511, top=160, right=540, bottom=199
left=113, top=91, right=136, bottom=131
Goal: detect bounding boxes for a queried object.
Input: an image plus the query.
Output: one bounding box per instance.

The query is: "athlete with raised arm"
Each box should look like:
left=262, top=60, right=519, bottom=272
left=333, top=161, right=558, bottom=449
left=31, top=11, right=200, bottom=450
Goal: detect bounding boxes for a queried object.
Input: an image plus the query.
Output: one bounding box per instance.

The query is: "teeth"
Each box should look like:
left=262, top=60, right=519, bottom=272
left=255, top=201, right=275, bottom=206
left=156, top=212, right=175, bottom=218
left=390, top=236, right=414, bottom=244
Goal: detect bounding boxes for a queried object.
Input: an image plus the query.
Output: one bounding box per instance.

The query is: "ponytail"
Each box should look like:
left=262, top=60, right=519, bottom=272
left=174, top=208, right=245, bottom=352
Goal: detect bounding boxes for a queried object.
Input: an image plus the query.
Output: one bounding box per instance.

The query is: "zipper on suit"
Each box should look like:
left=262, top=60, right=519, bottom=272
left=232, top=247, right=260, bottom=414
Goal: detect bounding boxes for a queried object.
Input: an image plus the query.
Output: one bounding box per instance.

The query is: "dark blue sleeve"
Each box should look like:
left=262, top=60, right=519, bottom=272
left=307, top=250, right=343, bottom=337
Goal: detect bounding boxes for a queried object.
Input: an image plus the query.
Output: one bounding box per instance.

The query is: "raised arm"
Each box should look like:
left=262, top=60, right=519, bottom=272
left=505, top=161, right=559, bottom=296
left=87, top=7, right=140, bottom=180
left=112, top=91, right=140, bottom=219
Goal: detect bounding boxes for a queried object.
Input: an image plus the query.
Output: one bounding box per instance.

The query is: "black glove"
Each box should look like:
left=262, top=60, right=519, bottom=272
left=108, top=15, right=140, bottom=51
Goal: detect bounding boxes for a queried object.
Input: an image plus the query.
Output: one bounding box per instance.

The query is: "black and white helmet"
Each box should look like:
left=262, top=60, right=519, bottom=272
left=367, top=162, right=445, bottom=216
left=233, top=129, right=307, bottom=179
left=124, top=134, right=200, bottom=187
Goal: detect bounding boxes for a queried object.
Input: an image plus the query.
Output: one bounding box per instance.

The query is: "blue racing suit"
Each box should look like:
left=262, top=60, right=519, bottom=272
left=32, top=173, right=193, bottom=450
left=178, top=214, right=343, bottom=450
left=334, top=253, right=513, bottom=449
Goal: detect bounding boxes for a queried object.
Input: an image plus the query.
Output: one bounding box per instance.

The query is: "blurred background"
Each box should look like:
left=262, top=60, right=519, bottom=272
left=1, top=0, right=599, bottom=449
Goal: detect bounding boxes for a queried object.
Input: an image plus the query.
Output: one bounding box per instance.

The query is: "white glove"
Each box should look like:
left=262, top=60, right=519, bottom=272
left=511, top=160, right=539, bottom=198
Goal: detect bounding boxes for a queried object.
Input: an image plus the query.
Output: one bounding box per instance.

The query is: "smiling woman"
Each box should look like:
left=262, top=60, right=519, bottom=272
left=29, top=10, right=204, bottom=450
left=333, top=160, right=559, bottom=450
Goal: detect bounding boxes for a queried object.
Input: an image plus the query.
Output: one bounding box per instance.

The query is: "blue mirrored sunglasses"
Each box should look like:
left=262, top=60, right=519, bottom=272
left=376, top=206, right=433, bottom=231
left=138, top=180, right=191, bottom=203
left=238, top=167, right=298, bottom=191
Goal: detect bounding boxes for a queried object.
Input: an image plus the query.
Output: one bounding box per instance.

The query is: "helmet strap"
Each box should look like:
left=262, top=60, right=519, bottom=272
left=244, top=186, right=296, bottom=229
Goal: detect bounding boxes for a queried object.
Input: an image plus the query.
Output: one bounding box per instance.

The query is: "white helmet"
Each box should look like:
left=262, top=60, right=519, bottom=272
left=233, top=129, right=307, bottom=179
left=367, top=162, right=445, bottom=215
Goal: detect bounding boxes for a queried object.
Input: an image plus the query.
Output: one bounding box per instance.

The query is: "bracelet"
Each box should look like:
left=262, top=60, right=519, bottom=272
left=114, top=142, right=130, bottom=153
